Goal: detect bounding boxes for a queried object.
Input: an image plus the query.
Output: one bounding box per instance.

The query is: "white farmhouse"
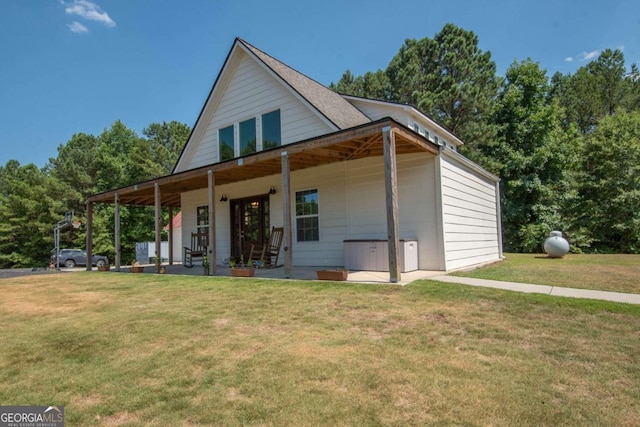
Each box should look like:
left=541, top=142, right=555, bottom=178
left=87, top=38, right=503, bottom=281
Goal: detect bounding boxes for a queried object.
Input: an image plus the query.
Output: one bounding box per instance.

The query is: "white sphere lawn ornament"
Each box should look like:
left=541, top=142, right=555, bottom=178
left=544, top=231, right=570, bottom=258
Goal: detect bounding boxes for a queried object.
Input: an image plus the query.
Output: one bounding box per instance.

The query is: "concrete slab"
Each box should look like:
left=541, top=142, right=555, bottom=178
left=432, top=275, right=554, bottom=294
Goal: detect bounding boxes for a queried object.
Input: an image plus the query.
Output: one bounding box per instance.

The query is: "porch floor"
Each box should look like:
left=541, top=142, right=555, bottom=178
left=112, top=263, right=444, bottom=285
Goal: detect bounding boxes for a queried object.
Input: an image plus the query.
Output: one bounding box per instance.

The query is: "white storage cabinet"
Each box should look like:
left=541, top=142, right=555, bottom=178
left=344, top=240, right=418, bottom=273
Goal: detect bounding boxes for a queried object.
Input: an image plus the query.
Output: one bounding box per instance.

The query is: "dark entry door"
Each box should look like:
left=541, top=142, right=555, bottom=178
left=230, top=195, right=270, bottom=260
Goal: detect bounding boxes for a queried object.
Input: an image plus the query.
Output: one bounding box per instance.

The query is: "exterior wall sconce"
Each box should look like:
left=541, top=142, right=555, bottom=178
left=268, top=186, right=277, bottom=195
left=220, top=194, right=228, bottom=202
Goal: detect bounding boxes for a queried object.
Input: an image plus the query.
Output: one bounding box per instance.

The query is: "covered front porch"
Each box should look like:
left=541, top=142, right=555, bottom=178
left=86, top=118, right=440, bottom=283
left=101, top=262, right=444, bottom=285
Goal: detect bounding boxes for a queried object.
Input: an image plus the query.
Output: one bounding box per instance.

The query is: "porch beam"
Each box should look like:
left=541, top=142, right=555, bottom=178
left=86, top=201, right=93, bottom=271
left=207, top=170, right=216, bottom=276
left=383, top=126, right=401, bottom=283
left=114, top=193, right=121, bottom=272
left=168, top=206, right=174, bottom=266
left=281, top=152, right=292, bottom=278
left=154, top=182, right=162, bottom=273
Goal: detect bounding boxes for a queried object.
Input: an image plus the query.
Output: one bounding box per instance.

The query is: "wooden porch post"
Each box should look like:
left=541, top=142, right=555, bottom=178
left=86, top=201, right=93, bottom=271
left=383, top=126, right=400, bottom=283
left=207, top=170, right=216, bottom=276
left=281, top=152, right=292, bottom=278
left=168, top=206, right=174, bottom=266
left=114, top=193, right=121, bottom=272
left=154, top=182, right=162, bottom=273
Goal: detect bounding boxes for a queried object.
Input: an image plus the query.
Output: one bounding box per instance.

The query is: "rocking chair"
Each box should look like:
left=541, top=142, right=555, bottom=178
left=183, top=231, right=208, bottom=268
left=248, top=226, right=284, bottom=268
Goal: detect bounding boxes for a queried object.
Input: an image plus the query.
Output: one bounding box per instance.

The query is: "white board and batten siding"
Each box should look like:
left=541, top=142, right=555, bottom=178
left=439, top=154, right=501, bottom=270
left=180, top=50, right=333, bottom=171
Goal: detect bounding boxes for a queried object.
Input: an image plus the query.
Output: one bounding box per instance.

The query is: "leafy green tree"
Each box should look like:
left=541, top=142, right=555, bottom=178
left=573, top=111, right=640, bottom=252
left=491, top=60, right=577, bottom=252
left=554, top=49, right=632, bottom=134
left=589, top=49, right=627, bottom=116
left=142, top=121, right=191, bottom=175
left=386, top=24, right=501, bottom=157
left=330, top=69, right=391, bottom=100
left=0, top=161, right=68, bottom=267
left=47, top=132, right=99, bottom=213
left=330, top=70, right=365, bottom=97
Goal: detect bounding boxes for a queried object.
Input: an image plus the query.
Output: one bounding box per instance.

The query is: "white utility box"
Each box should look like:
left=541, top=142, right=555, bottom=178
left=344, top=240, right=418, bottom=273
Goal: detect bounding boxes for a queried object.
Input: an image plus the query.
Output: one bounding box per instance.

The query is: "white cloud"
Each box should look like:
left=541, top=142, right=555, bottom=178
left=582, top=50, right=600, bottom=61
left=64, top=0, right=116, bottom=28
left=565, top=49, right=602, bottom=63
left=67, top=21, right=88, bottom=33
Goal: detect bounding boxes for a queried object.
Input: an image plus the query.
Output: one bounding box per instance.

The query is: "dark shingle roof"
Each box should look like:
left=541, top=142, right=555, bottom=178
left=238, top=38, right=370, bottom=130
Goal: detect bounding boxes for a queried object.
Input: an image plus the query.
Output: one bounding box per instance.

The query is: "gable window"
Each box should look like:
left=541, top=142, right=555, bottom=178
left=295, top=189, right=319, bottom=242
left=240, top=118, right=256, bottom=156
left=219, top=126, right=234, bottom=161
left=196, top=205, right=209, bottom=233
left=262, top=110, right=281, bottom=149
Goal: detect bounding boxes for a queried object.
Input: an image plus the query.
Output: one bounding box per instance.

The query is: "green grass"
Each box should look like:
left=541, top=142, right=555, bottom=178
left=1, top=273, right=639, bottom=426
left=454, top=253, right=640, bottom=294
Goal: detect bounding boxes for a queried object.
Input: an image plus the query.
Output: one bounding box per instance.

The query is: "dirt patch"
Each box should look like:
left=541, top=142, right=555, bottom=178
left=0, top=278, right=105, bottom=315
left=70, top=393, right=103, bottom=409
left=97, top=411, right=139, bottom=426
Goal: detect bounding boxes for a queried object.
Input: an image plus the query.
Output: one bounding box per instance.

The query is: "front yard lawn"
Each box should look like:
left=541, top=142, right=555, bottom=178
left=1, top=273, right=638, bottom=426
left=455, top=253, right=640, bottom=294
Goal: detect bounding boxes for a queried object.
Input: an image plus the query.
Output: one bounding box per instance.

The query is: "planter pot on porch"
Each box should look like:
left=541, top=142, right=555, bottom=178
left=316, top=269, right=349, bottom=281
left=231, top=267, right=255, bottom=277
left=130, top=266, right=144, bottom=273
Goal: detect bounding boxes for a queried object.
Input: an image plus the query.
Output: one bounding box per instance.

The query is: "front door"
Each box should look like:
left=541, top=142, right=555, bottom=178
left=230, top=195, right=269, bottom=261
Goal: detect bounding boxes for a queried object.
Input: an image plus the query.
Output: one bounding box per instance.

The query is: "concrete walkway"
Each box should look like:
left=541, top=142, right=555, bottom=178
left=81, top=264, right=640, bottom=305
left=432, top=275, right=640, bottom=305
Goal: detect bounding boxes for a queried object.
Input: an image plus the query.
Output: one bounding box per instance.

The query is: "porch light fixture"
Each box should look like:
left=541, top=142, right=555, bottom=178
left=220, top=194, right=228, bottom=202
left=268, top=186, right=277, bottom=195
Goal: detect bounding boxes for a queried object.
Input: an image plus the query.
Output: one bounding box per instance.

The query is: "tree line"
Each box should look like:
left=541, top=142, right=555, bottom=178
left=331, top=23, right=640, bottom=253
left=1, top=23, right=639, bottom=267
left=0, top=121, right=190, bottom=267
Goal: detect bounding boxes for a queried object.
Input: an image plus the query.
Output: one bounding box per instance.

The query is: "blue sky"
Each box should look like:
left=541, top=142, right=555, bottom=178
left=1, top=0, right=638, bottom=168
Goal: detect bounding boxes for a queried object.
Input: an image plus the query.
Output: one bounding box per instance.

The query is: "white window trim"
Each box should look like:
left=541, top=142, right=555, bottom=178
left=295, top=188, right=320, bottom=242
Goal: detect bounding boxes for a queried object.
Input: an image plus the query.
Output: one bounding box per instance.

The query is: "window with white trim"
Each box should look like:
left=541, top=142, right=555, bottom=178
left=196, top=205, right=208, bottom=233
left=219, top=126, right=234, bottom=161
left=262, top=110, right=281, bottom=149
left=217, top=109, right=281, bottom=161
left=295, top=189, right=319, bottom=242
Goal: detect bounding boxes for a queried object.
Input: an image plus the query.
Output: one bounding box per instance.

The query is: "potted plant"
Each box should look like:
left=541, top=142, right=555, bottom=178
left=130, top=261, right=144, bottom=273
left=316, top=268, right=349, bottom=281
left=154, top=254, right=167, bottom=274
left=97, top=263, right=110, bottom=272
left=229, top=256, right=255, bottom=277
left=202, top=254, right=209, bottom=276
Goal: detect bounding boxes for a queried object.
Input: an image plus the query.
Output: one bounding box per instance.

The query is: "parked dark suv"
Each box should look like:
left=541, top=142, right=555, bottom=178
left=51, top=249, right=109, bottom=268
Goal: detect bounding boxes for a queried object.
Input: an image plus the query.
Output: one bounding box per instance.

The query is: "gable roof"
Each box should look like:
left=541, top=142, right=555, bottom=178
left=237, top=39, right=370, bottom=130
left=173, top=38, right=371, bottom=173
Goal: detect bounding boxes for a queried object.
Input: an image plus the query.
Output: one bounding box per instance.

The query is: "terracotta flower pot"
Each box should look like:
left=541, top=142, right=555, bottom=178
left=231, top=267, right=255, bottom=277
left=130, top=266, right=144, bottom=273
left=98, top=265, right=110, bottom=272
left=316, top=270, right=349, bottom=281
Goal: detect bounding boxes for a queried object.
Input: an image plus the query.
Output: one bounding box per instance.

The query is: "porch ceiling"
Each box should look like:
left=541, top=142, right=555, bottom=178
left=87, top=118, right=439, bottom=208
